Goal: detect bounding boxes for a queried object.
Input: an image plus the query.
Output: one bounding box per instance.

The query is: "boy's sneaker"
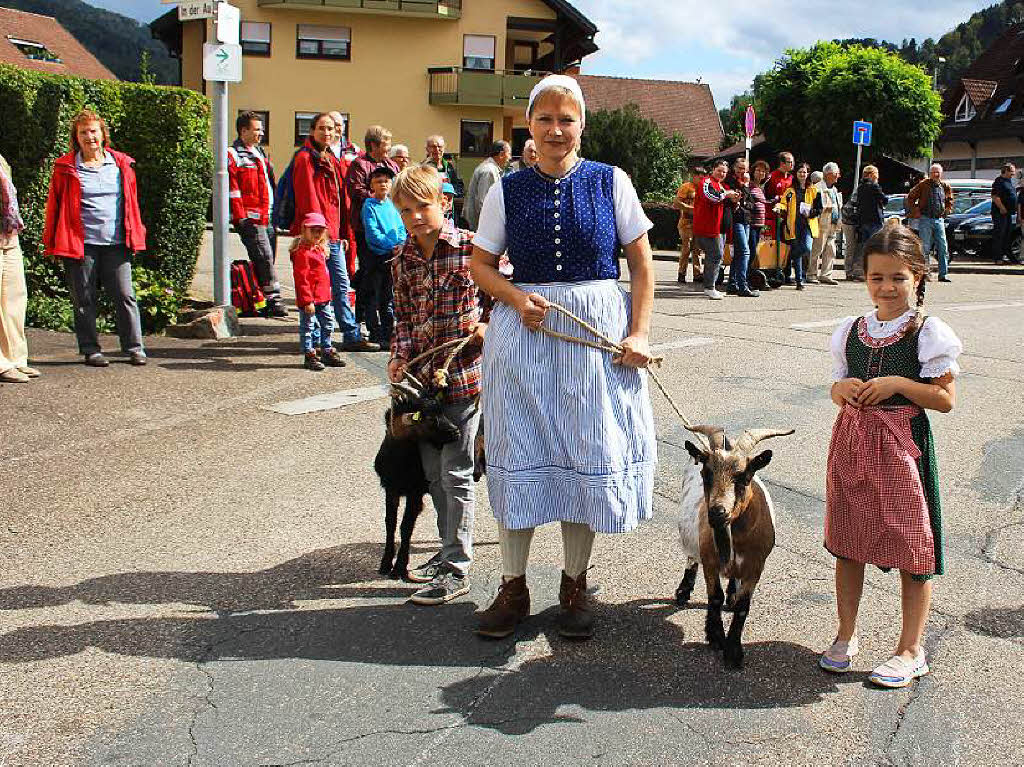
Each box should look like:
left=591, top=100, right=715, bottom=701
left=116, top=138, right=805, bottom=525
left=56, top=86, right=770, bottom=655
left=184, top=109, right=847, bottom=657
left=819, top=635, right=859, bottom=673
left=407, top=558, right=442, bottom=584
left=868, top=651, right=929, bottom=688
left=320, top=348, right=346, bottom=367
left=304, top=352, right=325, bottom=371
left=409, top=567, right=469, bottom=605
left=704, top=288, right=724, bottom=300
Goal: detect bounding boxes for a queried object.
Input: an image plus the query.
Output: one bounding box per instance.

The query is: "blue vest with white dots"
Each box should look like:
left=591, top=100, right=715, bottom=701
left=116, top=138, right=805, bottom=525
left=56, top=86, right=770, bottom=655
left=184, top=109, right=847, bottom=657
left=502, top=160, right=620, bottom=283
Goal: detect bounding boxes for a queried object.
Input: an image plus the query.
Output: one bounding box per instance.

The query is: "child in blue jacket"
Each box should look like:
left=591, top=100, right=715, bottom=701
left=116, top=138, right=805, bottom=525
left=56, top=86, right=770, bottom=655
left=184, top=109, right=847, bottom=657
left=360, top=166, right=406, bottom=346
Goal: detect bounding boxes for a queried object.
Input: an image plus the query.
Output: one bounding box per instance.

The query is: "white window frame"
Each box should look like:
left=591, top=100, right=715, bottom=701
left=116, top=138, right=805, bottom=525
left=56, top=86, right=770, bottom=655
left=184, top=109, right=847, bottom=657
left=955, top=93, right=976, bottom=122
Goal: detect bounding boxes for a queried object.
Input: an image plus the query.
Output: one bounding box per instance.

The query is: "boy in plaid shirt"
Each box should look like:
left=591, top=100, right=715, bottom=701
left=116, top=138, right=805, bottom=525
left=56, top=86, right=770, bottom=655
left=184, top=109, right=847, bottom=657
left=388, top=165, right=487, bottom=605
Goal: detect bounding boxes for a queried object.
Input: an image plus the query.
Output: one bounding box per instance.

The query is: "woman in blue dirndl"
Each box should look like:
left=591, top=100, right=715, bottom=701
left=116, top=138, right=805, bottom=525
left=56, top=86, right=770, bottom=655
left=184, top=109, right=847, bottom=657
left=471, top=75, right=657, bottom=640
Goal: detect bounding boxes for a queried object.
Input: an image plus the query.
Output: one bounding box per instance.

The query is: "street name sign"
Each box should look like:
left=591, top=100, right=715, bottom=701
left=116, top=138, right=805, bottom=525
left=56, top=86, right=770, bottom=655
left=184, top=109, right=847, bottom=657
left=203, top=42, right=242, bottom=83
left=177, top=1, right=216, bottom=20
left=852, top=120, right=873, bottom=146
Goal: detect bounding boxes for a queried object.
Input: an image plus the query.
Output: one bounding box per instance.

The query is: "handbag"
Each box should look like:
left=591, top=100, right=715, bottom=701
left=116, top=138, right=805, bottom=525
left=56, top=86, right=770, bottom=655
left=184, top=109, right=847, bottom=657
left=755, top=236, right=789, bottom=270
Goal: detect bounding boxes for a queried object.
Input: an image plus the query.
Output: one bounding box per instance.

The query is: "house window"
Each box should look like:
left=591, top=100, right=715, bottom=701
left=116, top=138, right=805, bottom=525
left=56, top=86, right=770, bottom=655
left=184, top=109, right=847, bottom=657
left=994, top=97, right=1013, bottom=114
left=511, top=41, right=538, bottom=73
left=463, top=35, right=496, bottom=71
left=295, top=111, right=318, bottom=146
left=955, top=93, right=976, bottom=122
left=7, top=36, right=61, bottom=63
left=238, top=110, right=270, bottom=144
left=460, top=120, right=493, bottom=156
left=240, top=22, right=271, bottom=56
left=297, top=25, right=351, bottom=60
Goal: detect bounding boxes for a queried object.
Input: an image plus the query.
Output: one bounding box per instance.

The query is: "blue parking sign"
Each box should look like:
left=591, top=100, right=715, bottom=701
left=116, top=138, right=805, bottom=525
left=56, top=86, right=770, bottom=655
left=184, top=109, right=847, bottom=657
left=852, top=121, right=872, bottom=146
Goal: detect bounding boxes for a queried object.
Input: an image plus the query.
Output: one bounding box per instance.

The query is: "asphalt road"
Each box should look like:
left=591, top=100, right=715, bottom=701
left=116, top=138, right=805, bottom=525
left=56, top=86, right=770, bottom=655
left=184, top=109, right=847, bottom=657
left=1, top=256, right=1022, bottom=766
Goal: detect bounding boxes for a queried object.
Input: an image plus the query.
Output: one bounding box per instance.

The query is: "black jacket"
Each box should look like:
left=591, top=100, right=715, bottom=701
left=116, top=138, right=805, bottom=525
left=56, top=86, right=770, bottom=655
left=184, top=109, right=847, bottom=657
left=855, top=180, right=888, bottom=227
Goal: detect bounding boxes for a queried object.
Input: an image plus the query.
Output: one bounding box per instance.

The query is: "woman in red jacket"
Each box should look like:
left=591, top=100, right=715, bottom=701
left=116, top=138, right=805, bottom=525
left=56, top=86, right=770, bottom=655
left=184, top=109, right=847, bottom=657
left=44, top=109, right=147, bottom=367
left=291, top=113, right=377, bottom=352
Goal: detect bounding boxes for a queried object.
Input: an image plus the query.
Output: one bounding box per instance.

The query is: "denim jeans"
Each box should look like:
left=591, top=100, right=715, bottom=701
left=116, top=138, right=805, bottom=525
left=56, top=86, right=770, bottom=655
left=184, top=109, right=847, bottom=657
left=418, top=398, right=480, bottom=576
left=693, top=235, right=724, bottom=289
left=63, top=244, right=144, bottom=355
left=729, top=222, right=751, bottom=291
left=326, top=239, right=360, bottom=343
left=788, top=225, right=812, bottom=284
left=918, top=216, right=949, bottom=278
left=991, top=212, right=1012, bottom=261
left=360, top=252, right=395, bottom=345
left=298, top=301, right=335, bottom=353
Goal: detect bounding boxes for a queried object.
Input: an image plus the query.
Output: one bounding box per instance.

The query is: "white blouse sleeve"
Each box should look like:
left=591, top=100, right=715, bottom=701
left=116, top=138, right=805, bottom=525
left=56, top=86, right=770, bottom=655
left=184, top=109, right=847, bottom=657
left=918, top=317, right=963, bottom=379
left=830, top=317, right=857, bottom=381
left=613, top=167, right=654, bottom=245
left=472, top=180, right=506, bottom=256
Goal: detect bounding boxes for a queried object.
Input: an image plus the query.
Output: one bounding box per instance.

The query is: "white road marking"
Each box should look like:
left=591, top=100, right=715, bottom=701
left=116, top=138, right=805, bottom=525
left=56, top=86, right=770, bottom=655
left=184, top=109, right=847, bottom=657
left=263, top=384, right=389, bottom=415
left=651, top=336, right=715, bottom=352
left=791, top=300, right=1024, bottom=330
left=264, top=336, right=716, bottom=415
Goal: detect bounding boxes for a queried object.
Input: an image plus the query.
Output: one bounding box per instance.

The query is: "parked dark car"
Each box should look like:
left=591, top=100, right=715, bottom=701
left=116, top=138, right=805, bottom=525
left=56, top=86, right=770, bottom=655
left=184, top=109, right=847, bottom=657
left=948, top=199, right=1020, bottom=260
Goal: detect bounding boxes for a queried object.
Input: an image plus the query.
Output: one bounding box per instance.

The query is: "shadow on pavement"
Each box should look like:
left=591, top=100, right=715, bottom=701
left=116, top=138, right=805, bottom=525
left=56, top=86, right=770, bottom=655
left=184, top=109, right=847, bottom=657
left=964, top=605, right=1024, bottom=639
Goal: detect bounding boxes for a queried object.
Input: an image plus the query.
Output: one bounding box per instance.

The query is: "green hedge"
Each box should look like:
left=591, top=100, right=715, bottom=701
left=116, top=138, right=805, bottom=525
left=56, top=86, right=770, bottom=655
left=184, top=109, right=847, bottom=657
left=642, top=202, right=680, bottom=251
left=0, top=64, right=211, bottom=332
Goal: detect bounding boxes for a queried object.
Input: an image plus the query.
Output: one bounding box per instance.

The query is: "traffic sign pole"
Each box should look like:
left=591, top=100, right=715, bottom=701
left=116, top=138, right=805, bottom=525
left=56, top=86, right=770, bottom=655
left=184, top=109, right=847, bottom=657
left=212, top=79, right=230, bottom=307
left=854, top=143, right=864, bottom=193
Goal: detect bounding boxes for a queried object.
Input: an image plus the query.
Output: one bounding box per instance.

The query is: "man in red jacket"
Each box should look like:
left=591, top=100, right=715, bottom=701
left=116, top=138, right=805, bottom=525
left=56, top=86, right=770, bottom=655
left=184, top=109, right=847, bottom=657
left=692, top=159, right=739, bottom=299
left=292, top=113, right=378, bottom=352
left=763, top=151, right=794, bottom=237
left=229, top=112, right=287, bottom=317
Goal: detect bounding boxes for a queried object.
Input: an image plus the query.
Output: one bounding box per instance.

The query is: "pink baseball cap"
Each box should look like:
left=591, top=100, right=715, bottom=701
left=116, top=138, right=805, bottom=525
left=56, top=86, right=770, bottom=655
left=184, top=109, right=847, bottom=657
left=302, top=212, right=327, bottom=228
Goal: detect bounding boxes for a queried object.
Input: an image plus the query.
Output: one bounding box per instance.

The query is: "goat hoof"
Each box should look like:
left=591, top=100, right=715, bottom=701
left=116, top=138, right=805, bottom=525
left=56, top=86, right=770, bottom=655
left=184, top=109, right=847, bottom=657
left=723, top=644, right=744, bottom=669
left=674, top=593, right=690, bottom=607
left=390, top=568, right=409, bottom=581
left=706, top=631, right=726, bottom=651
left=378, top=560, right=393, bottom=576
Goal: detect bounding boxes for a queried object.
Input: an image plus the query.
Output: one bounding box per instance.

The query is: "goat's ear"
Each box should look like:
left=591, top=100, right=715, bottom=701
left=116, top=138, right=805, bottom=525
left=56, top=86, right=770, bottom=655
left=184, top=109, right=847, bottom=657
left=747, top=449, right=773, bottom=476
left=685, top=441, right=705, bottom=465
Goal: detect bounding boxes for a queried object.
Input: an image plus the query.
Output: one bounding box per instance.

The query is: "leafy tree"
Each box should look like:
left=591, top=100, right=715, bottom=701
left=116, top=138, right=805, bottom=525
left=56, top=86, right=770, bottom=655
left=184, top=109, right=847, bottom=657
left=581, top=104, right=691, bottom=202
left=754, top=42, right=941, bottom=169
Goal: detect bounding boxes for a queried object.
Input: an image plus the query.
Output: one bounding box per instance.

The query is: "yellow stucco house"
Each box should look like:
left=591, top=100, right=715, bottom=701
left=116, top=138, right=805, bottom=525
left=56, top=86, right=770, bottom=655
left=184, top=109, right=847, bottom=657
left=152, top=0, right=597, bottom=180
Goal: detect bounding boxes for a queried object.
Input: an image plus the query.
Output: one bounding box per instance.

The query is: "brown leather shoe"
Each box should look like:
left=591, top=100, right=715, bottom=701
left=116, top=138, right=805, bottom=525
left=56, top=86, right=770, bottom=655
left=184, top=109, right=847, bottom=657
left=476, top=575, right=529, bottom=638
left=558, top=570, right=594, bottom=640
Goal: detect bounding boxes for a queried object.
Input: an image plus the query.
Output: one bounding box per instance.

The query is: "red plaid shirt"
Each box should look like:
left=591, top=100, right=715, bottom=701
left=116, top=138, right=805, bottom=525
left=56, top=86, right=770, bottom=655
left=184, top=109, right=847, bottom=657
left=391, top=221, right=487, bottom=402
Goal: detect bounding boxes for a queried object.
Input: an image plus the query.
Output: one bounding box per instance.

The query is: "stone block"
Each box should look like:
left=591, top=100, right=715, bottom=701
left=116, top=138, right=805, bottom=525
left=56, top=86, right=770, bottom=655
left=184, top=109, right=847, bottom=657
left=165, top=305, right=240, bottom=339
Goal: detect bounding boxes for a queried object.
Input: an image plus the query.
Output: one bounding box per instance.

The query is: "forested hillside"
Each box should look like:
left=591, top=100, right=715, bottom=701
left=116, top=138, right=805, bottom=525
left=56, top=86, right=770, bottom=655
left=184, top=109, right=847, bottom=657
left=0, top=0, right=178, bottom=83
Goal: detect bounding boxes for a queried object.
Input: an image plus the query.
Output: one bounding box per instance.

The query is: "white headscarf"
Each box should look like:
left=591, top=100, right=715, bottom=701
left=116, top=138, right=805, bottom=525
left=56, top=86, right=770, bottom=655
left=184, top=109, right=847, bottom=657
left=527, top=74, right=587, bottom=128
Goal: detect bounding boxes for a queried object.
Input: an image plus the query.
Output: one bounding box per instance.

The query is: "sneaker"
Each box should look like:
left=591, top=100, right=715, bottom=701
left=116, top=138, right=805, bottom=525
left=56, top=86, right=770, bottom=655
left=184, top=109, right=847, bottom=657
left=84, top=352, right=109, bottom=368
left=129, top=351, right=147, bottom=366
left=320, top=348, right=347, bottom=367
left=868, top=651, right=929, bottom=688
left=409, top=567, right=470, bottom=606
left=795, top=281, right=805, bottom=291
left=407, top=559, right=443, bottom=584
left=736, top=288, right=760, bottom=297
left=304, top=352, right=325, bottom=371
left=819, top=276, right=839, bottom=285
left=262, top=302, right=289, bottom=319
left=938, top=276, right=952, bottom=283
left=16, top=365, right=41, bottom=378
left=819, top=635, right=859, bottom=673
left=704, top=288, right=724, bottom=300
left=805, top=277, right=820, bottom=284
left=340, top=339, right=381, bottom=353
left=725, top=285, right=737, bottom=295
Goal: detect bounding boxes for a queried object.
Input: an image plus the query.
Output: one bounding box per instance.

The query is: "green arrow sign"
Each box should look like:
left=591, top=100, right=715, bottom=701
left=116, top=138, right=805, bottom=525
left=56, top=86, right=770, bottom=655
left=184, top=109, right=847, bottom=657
left=217, top=48, right=229, bottom=64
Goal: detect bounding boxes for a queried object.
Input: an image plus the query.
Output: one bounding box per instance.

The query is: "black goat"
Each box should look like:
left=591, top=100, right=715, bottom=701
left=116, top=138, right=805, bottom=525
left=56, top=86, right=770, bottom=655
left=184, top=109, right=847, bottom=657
left=374, top=381, right=460, bottom=580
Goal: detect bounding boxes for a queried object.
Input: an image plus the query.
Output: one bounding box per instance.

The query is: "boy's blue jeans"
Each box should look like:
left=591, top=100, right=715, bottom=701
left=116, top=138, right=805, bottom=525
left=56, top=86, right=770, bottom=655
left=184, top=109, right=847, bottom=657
left=326, top=240, right=361, bottom=344
left=298, top=302, right=335, bottom=353
left=418, top=399, right=480, bottom=577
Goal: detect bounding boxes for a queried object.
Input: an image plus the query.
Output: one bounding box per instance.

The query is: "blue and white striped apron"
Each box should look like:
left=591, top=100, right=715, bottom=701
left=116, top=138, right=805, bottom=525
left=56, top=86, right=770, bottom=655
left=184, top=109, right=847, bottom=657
left=482, top=279, right=656, bottom=533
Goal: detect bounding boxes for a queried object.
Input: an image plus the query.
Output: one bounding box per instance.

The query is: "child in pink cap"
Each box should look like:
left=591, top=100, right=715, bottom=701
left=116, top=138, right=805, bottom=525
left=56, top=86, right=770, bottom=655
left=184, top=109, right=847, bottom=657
left=290, top=212, right=346, bottom=370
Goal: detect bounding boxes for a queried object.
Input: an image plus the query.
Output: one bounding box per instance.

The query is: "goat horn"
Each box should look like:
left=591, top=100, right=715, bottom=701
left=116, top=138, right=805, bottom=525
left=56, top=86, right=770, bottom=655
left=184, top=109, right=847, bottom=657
left=390, top=381, right=421, bottom=400
left=687, top=425, right=729, bottom=451
left=735, top=428, right=796, bottom=453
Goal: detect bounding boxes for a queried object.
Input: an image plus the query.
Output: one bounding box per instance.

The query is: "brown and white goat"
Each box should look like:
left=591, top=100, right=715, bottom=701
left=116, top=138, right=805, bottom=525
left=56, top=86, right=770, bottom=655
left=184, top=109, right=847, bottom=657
left=676, top=426, right=794, bottom=668
left=374, top=381, right=460, bottom=579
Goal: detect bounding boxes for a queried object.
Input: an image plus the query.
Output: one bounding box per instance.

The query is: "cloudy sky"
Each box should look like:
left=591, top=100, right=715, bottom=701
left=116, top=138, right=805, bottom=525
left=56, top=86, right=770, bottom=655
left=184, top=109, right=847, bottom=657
left=94, top=0, right=987, bottom=106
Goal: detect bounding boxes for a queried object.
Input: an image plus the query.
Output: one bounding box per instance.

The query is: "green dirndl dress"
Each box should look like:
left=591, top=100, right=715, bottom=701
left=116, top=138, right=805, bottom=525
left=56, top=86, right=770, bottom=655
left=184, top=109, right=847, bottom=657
left=833, top=315, right=944, bottom=579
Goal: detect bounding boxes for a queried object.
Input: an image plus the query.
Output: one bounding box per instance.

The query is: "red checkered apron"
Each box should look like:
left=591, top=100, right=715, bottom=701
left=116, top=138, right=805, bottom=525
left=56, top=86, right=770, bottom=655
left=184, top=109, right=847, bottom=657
left=825, top=403, right=935, bottom=575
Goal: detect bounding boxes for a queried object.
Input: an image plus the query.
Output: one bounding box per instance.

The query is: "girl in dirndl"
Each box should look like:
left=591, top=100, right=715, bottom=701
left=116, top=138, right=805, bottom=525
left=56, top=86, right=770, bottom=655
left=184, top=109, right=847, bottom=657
left=820, top=218, right=962, bottom=688
left=470, top=75, right=656, bottom=641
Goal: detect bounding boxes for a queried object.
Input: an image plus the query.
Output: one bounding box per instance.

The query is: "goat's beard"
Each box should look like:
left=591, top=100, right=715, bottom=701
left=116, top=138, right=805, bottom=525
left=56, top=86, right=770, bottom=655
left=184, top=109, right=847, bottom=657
left=711, top=521, right=732, bottom=567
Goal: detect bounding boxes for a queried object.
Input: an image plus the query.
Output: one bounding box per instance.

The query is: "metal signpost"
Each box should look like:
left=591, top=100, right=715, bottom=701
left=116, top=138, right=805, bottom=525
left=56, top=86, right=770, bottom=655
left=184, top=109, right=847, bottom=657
left=852, top=119, right=872, bottom=186
left=744, top=105, right=756, bottom=166
left=201, top=2, right=241, bottom=308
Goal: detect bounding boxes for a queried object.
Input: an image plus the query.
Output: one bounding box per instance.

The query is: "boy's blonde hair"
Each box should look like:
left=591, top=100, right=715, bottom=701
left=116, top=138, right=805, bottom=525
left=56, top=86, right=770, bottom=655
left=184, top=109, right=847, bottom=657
left=863, top=164, right=879, bottom=178
left=289, top=222, right=329, bottom=254
left=391, top=164, right=444, bottom=206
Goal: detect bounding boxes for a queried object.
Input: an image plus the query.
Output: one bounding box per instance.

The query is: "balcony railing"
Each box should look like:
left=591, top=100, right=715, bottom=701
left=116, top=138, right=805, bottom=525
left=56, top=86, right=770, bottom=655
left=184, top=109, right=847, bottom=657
left=257, top=0, right=461, bottom=18
left=428, top=67, right=548, bottom=108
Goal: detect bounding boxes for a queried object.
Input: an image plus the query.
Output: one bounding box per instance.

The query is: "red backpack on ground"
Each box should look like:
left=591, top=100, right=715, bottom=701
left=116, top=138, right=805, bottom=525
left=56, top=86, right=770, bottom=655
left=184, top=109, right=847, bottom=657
left=230, top=259, right=266, bottom=316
